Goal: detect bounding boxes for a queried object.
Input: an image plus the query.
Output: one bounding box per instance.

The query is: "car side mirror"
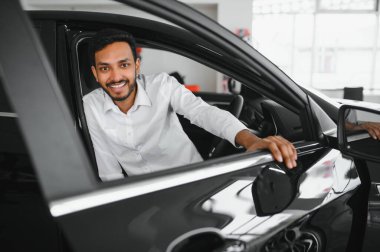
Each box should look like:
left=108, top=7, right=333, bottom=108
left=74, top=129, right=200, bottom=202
left=252, top=164, right=299, bottom=216
left=338, top=105, right=380, bottom=162
left=227, top=78, right=241, bottom=94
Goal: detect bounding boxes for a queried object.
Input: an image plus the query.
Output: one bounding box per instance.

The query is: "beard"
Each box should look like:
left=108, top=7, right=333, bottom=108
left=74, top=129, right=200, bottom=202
left=103, top=78, right=137, bottom=102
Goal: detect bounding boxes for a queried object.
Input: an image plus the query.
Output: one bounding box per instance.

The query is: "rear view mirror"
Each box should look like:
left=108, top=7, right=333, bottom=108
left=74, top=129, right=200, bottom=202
left=227, top=78, right=241, bottom=94
left=252, top=164, right=299, bottom=216
left=338, top=105, right=380, bottom=162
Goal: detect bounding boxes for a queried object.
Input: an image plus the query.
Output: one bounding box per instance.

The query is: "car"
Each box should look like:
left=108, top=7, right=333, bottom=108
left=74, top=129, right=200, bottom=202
left=1, top=0, right=380, bottom=252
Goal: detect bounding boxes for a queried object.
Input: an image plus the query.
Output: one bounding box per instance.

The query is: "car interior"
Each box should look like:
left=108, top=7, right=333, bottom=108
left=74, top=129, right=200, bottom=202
left=72, top=29, right=305, bottom=180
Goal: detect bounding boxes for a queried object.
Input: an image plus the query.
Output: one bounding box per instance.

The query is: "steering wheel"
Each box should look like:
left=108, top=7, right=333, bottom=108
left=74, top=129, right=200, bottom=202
left=208, top=95, right=244, bottom=159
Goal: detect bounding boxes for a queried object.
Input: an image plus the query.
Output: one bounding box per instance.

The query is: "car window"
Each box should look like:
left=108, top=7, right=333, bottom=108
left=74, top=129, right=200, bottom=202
left=23, top=3, right=309, bottom=183
left=74, top=34, right=305, bottom=178
left=75, top=37, right=243, bottom=164
left=0, top=83, right=34, bottom=176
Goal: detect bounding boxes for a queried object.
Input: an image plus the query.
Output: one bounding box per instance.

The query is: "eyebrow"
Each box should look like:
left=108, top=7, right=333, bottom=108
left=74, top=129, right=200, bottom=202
left=96, top=58, right=131, bottom=67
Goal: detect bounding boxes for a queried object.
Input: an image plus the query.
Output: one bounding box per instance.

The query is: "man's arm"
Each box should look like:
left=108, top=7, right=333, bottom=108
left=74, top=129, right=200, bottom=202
left=235, top=129, right=297, bottom=169
left=346, top=121, right=380, bottom=140
left=165, top=74, right=297, bottom=169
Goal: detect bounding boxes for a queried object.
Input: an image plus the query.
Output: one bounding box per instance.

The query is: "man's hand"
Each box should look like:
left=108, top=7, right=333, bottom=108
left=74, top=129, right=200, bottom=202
left=235, top=129, right=297, bottom=169
left=358, top=122, right=380, bottom=140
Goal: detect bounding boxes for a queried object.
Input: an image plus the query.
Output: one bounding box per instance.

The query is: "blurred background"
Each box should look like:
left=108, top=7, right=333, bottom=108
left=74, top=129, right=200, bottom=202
left=22, top=0, right=380, bottom=103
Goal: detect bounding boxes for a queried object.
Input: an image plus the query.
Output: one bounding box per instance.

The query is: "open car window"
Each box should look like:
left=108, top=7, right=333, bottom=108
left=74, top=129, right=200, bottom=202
left=70, top=24, right=307, bottom=182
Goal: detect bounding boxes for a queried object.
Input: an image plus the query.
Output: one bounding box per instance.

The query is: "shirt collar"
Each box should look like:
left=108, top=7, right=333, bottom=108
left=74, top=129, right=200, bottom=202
left=102, top=78, right=151, bottom=113
left=132, top=78, right=152, bottom=110
left=103, top=91, right=115, bottom=113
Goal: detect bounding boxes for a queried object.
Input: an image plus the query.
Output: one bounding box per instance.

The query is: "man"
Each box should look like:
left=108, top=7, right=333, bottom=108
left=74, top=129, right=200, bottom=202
left=83, top=29, right=297, bottom=181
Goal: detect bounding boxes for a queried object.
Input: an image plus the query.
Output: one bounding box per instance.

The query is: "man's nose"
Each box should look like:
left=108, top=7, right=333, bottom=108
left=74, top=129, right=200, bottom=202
left=110, top=68, right=123, bottom=82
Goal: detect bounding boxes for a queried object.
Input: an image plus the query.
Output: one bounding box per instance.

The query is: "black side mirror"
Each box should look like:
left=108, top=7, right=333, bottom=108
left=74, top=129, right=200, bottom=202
left=252, top=164, right=299, bottom=216
left=338, top=105, right=380, bottom=162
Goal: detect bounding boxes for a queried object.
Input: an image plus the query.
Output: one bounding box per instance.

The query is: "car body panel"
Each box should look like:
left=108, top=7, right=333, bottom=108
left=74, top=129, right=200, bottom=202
left=55, top=147, right=360, bottom=251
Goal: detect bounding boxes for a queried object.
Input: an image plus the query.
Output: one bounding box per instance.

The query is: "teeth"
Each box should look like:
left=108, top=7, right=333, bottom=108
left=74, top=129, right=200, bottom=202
left=110, top=82, right=126, bottom=88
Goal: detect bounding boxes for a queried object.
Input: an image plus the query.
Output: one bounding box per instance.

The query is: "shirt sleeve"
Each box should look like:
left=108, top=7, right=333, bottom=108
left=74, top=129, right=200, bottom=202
left=83, top=99, right=124, bottom=181
left=164, top=74, right=247, bottom=146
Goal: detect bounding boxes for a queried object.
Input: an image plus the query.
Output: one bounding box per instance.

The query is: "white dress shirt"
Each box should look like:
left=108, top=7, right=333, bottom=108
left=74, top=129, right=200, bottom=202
left=83, top=73, right=247, bottom=181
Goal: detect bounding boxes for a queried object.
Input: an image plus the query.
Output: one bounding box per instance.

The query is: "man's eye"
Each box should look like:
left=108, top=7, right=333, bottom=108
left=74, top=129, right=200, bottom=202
left=121, top=63, right=129, bottom=68
left=99, top=67, right=109, bottom=71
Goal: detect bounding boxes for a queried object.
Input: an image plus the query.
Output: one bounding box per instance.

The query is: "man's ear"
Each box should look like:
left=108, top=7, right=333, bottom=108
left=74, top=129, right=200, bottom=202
left=135, top=58, right=141, bottom=74
left=91, top=66, right=98, bottom=82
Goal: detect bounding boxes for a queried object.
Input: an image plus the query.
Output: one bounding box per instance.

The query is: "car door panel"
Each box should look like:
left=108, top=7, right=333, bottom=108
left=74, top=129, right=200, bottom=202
left=48, top=145, right=359, bottom=251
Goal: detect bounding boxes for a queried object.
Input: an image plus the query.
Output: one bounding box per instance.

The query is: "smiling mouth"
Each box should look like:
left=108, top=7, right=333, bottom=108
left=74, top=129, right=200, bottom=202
left=107, top=81, right=127, bottom=90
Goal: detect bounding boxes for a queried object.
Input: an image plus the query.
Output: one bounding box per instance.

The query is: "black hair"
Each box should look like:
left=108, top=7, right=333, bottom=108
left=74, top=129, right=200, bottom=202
left=90, top=28, right=137, bottom=66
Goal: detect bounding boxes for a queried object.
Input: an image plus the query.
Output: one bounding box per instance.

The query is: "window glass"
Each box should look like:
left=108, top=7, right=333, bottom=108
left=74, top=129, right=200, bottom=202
left=252, top=14, right=314, bottom=86
left=293, top=14, right=314, bottom=86
left=252, top=9, right=379, bottom=91
left=252, top=15, right=294, bottom=75
left=319, top=0, right=377, bottom=11
left=313, top=14, right=376, bottom=89
left=0, top=82, right=14, bottom=113
left=253, top=0, right=315, bottom=14
left=374, top=16, right=380, bottom=91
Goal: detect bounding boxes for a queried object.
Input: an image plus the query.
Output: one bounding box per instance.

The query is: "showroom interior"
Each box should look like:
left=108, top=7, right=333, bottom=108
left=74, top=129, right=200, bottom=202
left=22, top=0, right=380, bottom=104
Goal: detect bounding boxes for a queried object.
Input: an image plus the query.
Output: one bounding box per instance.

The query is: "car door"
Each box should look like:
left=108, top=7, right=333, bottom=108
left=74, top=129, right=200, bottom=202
left=0, top=1, right=364, bottom=252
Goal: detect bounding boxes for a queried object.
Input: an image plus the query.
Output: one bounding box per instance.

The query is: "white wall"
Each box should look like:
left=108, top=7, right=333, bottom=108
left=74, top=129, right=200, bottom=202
left=140, top=48, right=217, bottom=91
left=181, top=0, right=253, bottom=31
left=183, top=0, right=253, bottom=92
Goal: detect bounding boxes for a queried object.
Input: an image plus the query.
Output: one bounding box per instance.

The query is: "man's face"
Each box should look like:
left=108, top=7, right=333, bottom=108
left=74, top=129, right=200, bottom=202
left=91, top=41, right=140, bottom=102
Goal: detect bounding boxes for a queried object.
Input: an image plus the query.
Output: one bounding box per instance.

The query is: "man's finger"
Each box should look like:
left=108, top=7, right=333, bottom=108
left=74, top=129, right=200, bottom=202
left=267, top=141, right=283, bottom=163
left=371, top=127, right=380, bottom=139
left=269, top=136, right=295, bottom=169
left=247, top=136, right=297, bottom=169
left=277, top=135, right=297, bottom=161
left=367, top=128, right=377, bottom=139
left=279, top=143, right=293, bottom=168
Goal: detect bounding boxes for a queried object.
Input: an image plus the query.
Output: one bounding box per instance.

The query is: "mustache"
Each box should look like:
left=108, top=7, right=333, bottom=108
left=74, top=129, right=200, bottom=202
left=106, top=79, right=128, bottom=87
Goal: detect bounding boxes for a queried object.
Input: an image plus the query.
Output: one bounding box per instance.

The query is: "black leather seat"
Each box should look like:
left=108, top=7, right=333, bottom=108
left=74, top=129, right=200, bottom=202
left=208, top=94, right=244, bottom=159
left=76, top=39, right=102, bottom=180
